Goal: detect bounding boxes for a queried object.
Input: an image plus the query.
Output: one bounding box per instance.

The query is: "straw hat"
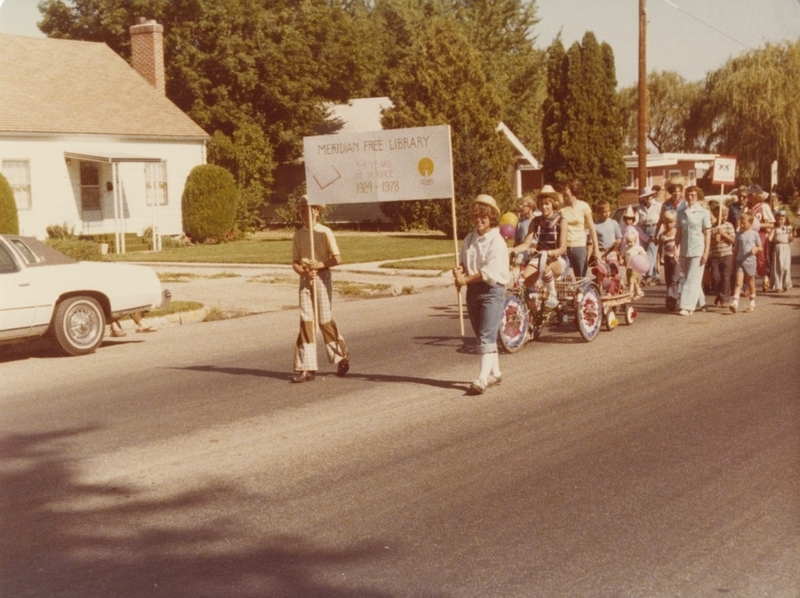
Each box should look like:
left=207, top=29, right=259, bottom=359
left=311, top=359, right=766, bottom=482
left=639, top=186, right=656, bottom=198
left=536, top=184, right=563, bottom=210
left=470, top=194, right=501, bottom=218
left=623, top=205, right=636, bottom=219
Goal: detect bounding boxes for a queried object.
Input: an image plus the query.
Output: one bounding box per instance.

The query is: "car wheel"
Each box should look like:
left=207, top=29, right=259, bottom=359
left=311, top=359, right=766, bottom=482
left=52, top=296, right=106, bottom=356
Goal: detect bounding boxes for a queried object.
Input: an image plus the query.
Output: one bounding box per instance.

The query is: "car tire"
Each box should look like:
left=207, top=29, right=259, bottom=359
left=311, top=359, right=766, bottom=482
left=52, top=296, right=106, bottom=356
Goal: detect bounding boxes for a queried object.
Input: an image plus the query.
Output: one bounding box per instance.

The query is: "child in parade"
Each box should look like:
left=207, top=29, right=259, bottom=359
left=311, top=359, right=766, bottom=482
left=730, top=213, right=762, bottom=314
left=291, top=196, right=349, bottom=383
left=454, top=195, right=510, bottom=395
left=623, top=229, right=647, bottom=300
left=768, top=210, right=793, bottom=292
left=658, top=210, right=681, bottom=312
left=620, top=205, right=649, bottom=247
left=510, top=185, right=568, bottom=310
left=593, top=199, right=622, bottom=264
left=708, top=205, right=735, bottom=307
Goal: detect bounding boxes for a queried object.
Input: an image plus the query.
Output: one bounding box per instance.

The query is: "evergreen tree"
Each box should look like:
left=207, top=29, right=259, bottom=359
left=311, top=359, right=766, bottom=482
left=540, top=32, right=627, bottom=204
left=381, top=16, right=513, bottom=236
left=0, top=173, right=19, bottom=235
left=541, top=38, right=567, bottom=185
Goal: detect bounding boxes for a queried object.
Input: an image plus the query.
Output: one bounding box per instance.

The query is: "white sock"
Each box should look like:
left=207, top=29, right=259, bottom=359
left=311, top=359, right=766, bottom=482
left=491, top=351, right=501, bottom=377
left=479, top=352, right=493, bottom=382
left=546, top=279, right=556, bottom=298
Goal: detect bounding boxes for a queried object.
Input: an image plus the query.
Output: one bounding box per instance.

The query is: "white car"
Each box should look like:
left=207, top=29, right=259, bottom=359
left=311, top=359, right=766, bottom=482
left=0, top=235, right=169, bottom=355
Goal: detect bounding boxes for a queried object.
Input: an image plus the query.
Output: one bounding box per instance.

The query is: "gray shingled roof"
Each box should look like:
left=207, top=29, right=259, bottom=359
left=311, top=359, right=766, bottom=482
left=0, top=34, right=207, bottom=139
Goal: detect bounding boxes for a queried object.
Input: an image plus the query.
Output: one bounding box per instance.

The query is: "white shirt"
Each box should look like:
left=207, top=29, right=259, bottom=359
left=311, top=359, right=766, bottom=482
left=460, top=227, right=510, bottom=287
left=636, top=199, right=662, bottom=227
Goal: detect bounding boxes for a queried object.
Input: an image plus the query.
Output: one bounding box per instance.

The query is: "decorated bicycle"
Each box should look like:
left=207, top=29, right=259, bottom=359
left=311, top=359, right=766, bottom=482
left=496, top=187, right=637, bottom=353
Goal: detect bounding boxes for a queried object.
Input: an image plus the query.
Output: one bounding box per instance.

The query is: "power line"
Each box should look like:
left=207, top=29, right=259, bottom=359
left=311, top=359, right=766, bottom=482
left=659, top=0, right=754, bottom=50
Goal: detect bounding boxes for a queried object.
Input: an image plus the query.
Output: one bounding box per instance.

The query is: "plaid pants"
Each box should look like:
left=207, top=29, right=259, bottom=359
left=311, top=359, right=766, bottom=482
left=294, top=269, right=347, bottom=372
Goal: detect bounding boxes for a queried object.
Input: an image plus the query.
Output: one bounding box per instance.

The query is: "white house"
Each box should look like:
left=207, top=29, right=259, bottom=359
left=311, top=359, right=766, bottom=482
left=0, top=20, right=208, bottom=251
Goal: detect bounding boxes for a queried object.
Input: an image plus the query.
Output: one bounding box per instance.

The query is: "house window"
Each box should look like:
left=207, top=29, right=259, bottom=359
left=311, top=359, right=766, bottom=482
left=647, top=169, right=652, bottom=187
left=80, top=161, right=101, bottom=211
left=627, top=170, right=635, bottom=188
left=1, top=160, right=32, bottom=210
left=145, top=162, right=168, bottom=206
left=668, top=169, right=682, bottom=182
left=688, top=169, right=696, bottom=185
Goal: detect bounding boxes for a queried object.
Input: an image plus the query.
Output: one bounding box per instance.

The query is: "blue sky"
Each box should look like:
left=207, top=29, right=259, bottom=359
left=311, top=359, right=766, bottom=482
left=2, top=0, right=799, bottom=88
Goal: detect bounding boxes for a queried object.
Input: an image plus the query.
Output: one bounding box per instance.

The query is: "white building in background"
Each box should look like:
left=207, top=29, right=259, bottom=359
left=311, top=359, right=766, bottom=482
left=0, top=20, right=208, bottom=252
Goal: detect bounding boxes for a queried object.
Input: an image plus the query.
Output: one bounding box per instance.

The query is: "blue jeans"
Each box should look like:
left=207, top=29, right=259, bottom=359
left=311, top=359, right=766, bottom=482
left=566, top=246, right=588, bottom=277
left=466, top=281, right=505, bottom=353
left=644, top=226, right=658, bottom=278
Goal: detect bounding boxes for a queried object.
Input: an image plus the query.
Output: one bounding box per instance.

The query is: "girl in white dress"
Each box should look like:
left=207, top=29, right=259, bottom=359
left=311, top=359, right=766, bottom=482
left=768, top=211, right=793, bottom=292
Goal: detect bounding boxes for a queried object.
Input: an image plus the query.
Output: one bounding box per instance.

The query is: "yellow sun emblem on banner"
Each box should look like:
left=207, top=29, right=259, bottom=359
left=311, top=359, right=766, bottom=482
left=418, top=158, right=434, bottom=178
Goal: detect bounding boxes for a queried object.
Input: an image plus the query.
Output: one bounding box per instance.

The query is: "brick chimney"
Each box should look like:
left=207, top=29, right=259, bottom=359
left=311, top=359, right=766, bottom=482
left=130, top=17, right=165, bottom=94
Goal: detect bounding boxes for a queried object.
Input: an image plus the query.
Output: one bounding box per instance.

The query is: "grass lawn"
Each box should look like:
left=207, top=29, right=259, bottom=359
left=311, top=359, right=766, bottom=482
left=108, top=230, right=457, bottom=265
left=379, top=255, right=457, bottom=271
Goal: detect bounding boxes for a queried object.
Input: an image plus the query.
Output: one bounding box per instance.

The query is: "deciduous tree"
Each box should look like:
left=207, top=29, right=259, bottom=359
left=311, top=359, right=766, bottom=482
left=619, top=70, right=703, bottom=154
left=689, top=40, right=800, bottom=194
left=381, top=16, right=513, bottom=236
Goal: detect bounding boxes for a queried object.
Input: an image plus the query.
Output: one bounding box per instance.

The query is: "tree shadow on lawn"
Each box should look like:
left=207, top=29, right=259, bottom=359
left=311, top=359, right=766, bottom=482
left=0, top=427, right=401, bottom=598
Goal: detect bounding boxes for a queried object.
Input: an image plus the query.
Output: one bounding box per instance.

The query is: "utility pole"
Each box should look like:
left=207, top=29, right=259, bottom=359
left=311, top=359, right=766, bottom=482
left=638, top=0, right=647, bottom=193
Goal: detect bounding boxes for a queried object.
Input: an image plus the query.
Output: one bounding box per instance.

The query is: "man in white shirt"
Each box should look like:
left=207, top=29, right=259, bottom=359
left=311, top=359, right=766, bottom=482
left=636, top=186, right=662, bottom=285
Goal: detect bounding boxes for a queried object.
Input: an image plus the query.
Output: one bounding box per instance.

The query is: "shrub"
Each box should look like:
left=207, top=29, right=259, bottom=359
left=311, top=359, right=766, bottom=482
left=46, top=222, right=76, bottom=239
left=182, top=164, right=238, bottom=243
left=0, top=172, right=19, bottom=234
left=46, top=238, right=102, bottom=261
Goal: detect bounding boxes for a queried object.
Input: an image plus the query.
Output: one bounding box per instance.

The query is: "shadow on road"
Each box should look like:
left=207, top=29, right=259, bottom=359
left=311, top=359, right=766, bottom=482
left=0, top=427, right=401, bottom=598
left=174, top=364, right=465, bottom=392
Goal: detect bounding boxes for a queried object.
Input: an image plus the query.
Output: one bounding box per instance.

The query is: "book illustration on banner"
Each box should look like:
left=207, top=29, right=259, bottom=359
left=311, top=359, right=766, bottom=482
left=312, top=165, right=342, bottom=189
left=418, top=157, right=435, bottom=186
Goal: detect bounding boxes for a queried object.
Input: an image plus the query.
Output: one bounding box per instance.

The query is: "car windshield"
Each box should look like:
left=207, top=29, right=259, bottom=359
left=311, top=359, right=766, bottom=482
left=6, top=236, right=76, bottom=266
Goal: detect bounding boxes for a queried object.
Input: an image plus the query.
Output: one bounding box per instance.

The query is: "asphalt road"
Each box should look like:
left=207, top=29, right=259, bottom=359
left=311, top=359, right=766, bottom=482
left=2, top=284, right=799, bottom=597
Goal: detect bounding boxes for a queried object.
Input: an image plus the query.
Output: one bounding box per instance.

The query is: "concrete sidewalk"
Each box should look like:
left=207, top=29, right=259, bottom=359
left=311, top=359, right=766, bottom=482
left=121, top=257, right=455, bottom=331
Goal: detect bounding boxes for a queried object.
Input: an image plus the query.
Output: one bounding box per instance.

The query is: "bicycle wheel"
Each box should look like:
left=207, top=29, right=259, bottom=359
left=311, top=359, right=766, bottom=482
left=575, top=283, right=602, bottom=342
left=498, top=290, right=530, bottom=353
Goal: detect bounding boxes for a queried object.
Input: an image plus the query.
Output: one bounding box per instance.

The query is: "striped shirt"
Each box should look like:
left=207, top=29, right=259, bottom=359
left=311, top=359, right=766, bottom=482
left=709, top=221, right=735, bottom=257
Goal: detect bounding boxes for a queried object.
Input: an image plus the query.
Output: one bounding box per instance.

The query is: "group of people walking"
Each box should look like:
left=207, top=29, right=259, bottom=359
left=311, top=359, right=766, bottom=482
left=451, top=179, right=794, bottom=395
left=622, top=181, right=793, bottom=315
left=288, top=182, right=792, bottom=395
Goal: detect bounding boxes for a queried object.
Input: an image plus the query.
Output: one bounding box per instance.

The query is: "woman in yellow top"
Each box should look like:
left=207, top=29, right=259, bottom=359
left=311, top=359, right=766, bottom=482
left=560, top=178, right=600, bottom=278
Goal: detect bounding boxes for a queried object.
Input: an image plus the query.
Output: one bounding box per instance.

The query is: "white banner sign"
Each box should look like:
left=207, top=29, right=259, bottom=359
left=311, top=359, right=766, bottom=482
left=712, top=155, right=737, bottom=185
left=303, top=125, right=453, bottom=204
left=771, top=160, right=778, bottom=189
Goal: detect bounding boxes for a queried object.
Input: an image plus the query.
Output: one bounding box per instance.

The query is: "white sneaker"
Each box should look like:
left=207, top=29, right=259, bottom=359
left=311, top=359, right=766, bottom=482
left=469, top=379, right=488, bottom=395
left=487, top=373, right=503, bottom=387
left=545, top=294, right=559, bottom=309
left=729, top=300, right=738, bottom=314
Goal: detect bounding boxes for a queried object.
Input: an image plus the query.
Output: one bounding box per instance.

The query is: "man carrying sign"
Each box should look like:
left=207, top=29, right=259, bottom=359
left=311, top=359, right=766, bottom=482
left=291, top=196, right=350, bottom=383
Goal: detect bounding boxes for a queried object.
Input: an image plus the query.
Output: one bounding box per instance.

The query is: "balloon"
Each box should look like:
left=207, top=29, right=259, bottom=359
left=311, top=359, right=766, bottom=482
left=500, top=212, right=518, bottom=226
left=629, top=254, right=650, bottom=276
left=499, top=223, right=516, bottom=240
